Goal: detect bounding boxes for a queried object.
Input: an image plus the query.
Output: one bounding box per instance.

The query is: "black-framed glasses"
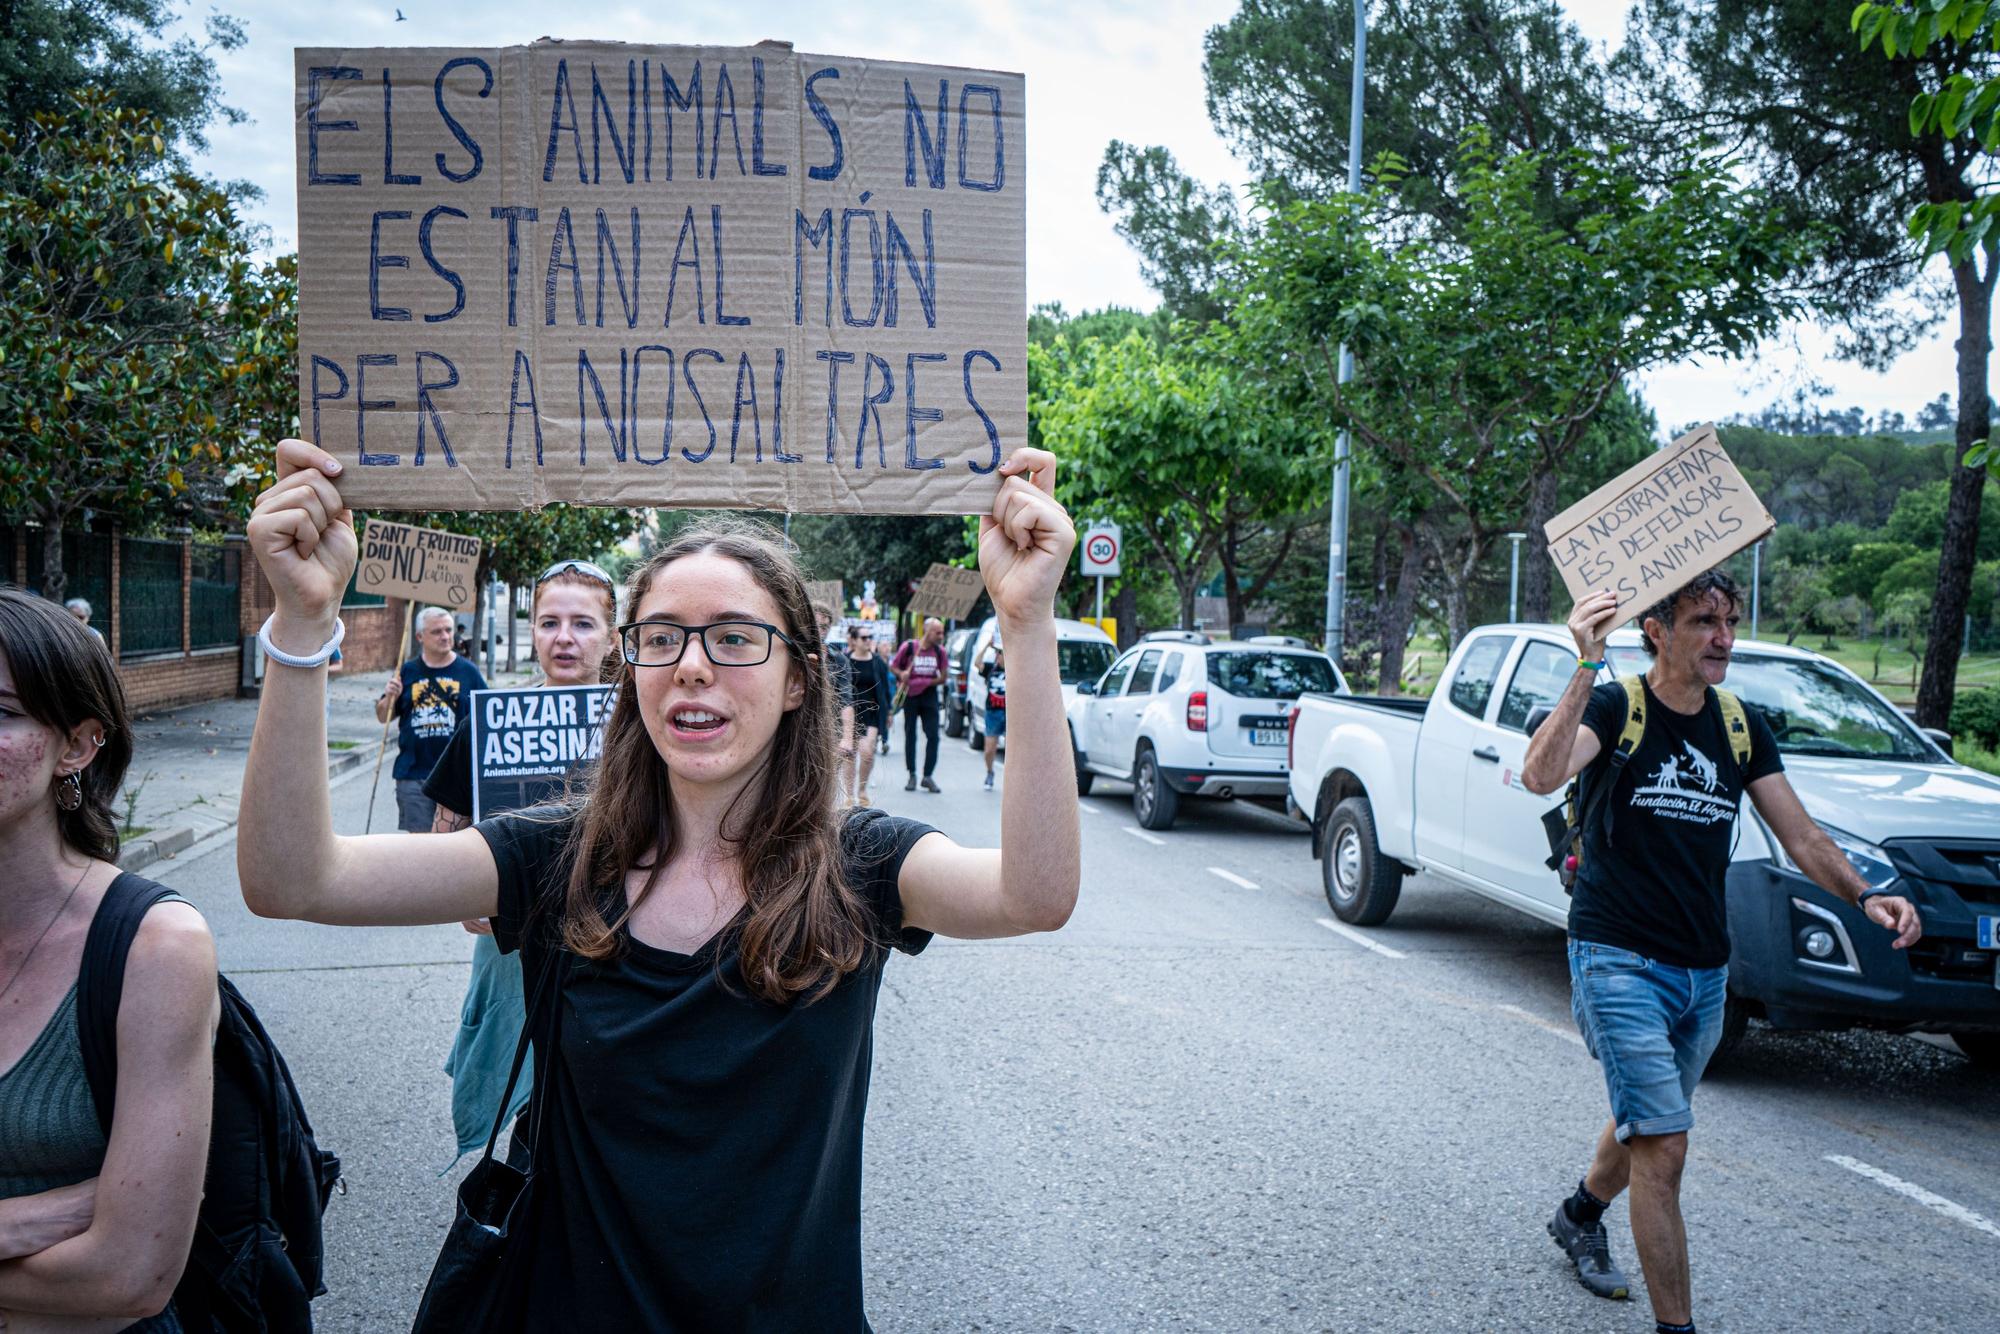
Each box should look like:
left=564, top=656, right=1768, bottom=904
left=538, top=559, right=615, bottom=589
left=618, top=619, right=799, bottom=668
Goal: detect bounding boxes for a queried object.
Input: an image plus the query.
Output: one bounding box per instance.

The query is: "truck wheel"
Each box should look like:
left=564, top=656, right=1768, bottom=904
left=945, top=702, right=965, bottom=738
left=1072, top=729, right=1095, bottom=795
left=1132, top=746, right=1179, bottom=830
left=1322, top=797, right=1402, bottom=925
left=1949, top=1031, right=2000, bottom=1069
left=968, top=716, right=983, bottom=750
left=1706, top=994, right=1752, bottom=1070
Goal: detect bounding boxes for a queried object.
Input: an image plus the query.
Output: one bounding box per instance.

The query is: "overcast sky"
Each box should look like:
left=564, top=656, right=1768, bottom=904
left=177, top=0, right=1959, bottom=432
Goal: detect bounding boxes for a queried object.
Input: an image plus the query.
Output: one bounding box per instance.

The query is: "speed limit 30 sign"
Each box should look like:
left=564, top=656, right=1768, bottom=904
left=1081, top=522, right=1121, bottom=578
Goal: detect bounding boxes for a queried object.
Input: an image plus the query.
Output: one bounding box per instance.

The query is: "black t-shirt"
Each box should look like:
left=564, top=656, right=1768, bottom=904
left=390, top=655, right=486, bottom=780
left=476, top=804, right=936, bottom=1332
left=1569, top=679, right=1783, bottom=969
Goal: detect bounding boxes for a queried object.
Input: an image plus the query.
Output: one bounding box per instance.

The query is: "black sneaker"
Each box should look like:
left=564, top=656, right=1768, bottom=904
left=921, top=777, right=941, bottom=793
left=905, top=774, right=917, bottom=791
left=1548, top=1202, right=1629, bottom=1300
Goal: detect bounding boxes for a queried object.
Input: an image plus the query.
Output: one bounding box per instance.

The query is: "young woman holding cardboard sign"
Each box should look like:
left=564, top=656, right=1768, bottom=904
left=237, top=437, right=1081, bottom=1329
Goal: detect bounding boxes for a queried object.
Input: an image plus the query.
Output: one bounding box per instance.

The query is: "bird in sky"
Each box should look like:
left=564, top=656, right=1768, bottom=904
left=395, top=7, right=408, bottom=18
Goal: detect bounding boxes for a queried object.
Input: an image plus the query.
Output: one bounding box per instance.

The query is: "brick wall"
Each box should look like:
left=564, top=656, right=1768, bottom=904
left=121, top=648, right=241, bottom=713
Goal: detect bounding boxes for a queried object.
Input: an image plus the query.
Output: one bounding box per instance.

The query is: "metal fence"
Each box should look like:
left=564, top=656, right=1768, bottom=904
left=190, top=543, right=240, bottom=649
left=18, top=528, right=114, bottom=618
left=119, top=536, right=185, bottom=658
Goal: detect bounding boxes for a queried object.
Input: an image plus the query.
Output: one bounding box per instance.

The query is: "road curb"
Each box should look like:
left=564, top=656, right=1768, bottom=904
left=117, top=740, right=388, bottom=872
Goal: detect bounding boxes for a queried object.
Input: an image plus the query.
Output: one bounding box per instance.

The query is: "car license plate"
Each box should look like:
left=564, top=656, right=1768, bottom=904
left=1981, top=915, right=1999, bottom=951
left=1251, top=727, right=1287, bottom=746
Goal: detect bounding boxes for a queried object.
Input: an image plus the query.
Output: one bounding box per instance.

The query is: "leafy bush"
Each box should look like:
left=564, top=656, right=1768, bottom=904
left=1951, top=689, right=2000, bottom=754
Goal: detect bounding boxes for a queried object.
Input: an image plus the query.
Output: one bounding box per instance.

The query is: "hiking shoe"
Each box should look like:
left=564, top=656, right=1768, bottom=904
left=905, top=774, right=917, bottom=791
left=1548, top=1203, right=1629, bottom=1300
left=921, top=777, right=941, bottom=793
left=983, top=772, right=995, bottom=790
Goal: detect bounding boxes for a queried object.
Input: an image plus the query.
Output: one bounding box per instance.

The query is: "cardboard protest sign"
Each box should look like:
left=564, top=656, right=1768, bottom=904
left=1545, top=424, right=1774, bottom=613
left=294, top=41, right=1025, bottom=517
left=805, top=579, right=844, bottom=620
left=469, top=684, right=614, bottom=821
left=908, top=562, right=984, bottom=621
left=356, top=517, right=483, bottom=607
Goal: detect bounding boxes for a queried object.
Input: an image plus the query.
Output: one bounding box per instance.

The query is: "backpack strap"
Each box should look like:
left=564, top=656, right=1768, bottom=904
left=1714, top=688, right=1752, bottom=776
left=76, top=873, right=180, bottom=1136
left=1596, top=676, right=1647, bottom=848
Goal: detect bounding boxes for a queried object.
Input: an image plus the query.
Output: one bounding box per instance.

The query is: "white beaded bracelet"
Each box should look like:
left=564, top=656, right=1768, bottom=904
left=258, top=614, right=346, bottom=670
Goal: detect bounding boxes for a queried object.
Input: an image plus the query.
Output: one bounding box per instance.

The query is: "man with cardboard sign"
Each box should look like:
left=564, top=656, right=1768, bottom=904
left=293, top=41, right=1025, bottom=517
left=1544, top=425, right=1774, bottom=614
left=908, top=562, right=984, bottom=622
left=357, top=517, right=482, bottom=608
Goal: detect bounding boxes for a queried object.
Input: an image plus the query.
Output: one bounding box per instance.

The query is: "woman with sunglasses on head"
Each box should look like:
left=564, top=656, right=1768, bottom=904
left=0, top=590, right=218, bottom=1333
left=237, top=438, right=1081, bottom=1330
left=420, top=558, right=618, bottom=1164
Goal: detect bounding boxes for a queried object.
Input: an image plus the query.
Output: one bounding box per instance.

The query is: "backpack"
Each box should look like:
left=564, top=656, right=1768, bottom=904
left=1540, top=677, right=1752, bottom=894
left=78, top=874, right=343, bottom=1333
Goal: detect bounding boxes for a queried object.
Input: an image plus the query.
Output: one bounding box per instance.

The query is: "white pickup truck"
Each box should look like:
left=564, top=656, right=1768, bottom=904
left=1286, top=624, right=2000, bottom=1065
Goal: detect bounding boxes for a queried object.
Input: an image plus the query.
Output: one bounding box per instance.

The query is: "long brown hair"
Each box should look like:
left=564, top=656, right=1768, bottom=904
left=0, top=587, right=134, bottom=862
left=557, top=520, right=874, bottom=1003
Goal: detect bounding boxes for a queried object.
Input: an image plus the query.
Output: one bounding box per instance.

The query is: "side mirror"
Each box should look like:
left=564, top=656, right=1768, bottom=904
left=1078, top=680, right=1099, bottom=696
left=1922, top=726, right=1956, bottom=759
left=1525, top=705, right=1555, bottom=739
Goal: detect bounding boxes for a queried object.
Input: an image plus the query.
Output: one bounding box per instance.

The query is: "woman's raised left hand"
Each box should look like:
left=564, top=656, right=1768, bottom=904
left=977, top=448, right=1075, bottom=626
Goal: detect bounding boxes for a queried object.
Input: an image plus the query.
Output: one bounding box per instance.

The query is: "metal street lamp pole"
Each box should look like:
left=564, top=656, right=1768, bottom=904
left=1506, top=533, right=1526, bottom=622
left=1750, top=540, right=1761, bottom=641
left=1323, top=0, right=1368, bottom=660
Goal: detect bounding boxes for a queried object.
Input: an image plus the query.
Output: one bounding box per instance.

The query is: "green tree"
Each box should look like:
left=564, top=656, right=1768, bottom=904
left=0, top=0, right=245, bottom=149
left=1626, top=0, right=1993, bottom=728
left=788, top=513, right=975, bottom=634
left=1873, top=550, right=1942, bottom=609
left=1884, top=473, right=2000, bottom=557
left=1222, top=134, right=1808, bottom=642
left=0, top=92, right=290, bottom=599
left=1827, top=541, right=1920, bottom=602
left=1033, top=331, right=1321, bottom=629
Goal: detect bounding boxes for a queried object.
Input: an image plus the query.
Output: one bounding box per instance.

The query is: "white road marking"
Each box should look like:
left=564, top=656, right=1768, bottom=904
left=1497, top=1003, right=1586, bottom=1048
left=1123, top=825, right=1167, bottom=846
left=1207, top=867, right=1260, bottom=890
left=1825, top=1156, right=2000, bottom=1241
left=1314, top=916, right=1408, bottom=959
left=1079, top=802, right=1101, bottom=815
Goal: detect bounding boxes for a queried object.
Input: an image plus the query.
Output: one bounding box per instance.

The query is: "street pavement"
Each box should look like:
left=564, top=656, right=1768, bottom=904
left=145, top=726, right=1999, bottom=1332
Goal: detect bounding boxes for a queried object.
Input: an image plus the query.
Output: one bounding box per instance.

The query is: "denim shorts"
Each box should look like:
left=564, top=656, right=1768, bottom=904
left=984, top=705, right=1006, bottom=738
left=1568, top=940, right=1728, bottom=1143
left=395, top=778, right=437, bottom=833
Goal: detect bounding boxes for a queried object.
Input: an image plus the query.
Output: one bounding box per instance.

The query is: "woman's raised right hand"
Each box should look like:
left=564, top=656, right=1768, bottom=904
left=247, top=439, right=356, bottom=648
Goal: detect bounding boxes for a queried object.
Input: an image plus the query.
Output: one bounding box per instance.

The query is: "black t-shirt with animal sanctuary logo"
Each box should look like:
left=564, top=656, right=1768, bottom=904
left=1570, top=678, right=1783, bottom=970
left=477, top=804, right=935, bottom=1332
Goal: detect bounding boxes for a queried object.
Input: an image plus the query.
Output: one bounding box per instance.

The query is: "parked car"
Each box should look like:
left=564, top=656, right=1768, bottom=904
left=942, top=626, right=979, bottom=738
left=1070, top=630, right=1347, bottom=829
left=964, top=617, right=1116, bottom=752
left=1285, top=623, right=2000, bottom=1066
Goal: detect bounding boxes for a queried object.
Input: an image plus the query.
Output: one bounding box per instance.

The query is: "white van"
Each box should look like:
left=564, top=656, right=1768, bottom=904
left=963, top=616, right=1117, bottom=750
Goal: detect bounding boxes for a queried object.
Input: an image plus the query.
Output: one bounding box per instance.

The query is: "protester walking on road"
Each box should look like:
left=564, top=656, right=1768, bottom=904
left=236, top=438, right=1082, bottom=1331
left=0, top=589, right=218, bottom=1332
left=818, top=605, right=857, bottom=778
left=422, top=558, right=618, bottom=1164
left=891, top=616, right=948, bottom=792
left=841, top=625, right=891, bottom=806
left=1520, top=570, right=1922, bottom=1334
left=980, top=642, right=1007, bottom=790
left=375, top=606, right=486, bottom=833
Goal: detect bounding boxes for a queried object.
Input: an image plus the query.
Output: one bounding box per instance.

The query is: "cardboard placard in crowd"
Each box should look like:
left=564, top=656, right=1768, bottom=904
left=356, top=517, right=483, bottom=607
left=1545, top=424, right=1774, bottom=615
left=908, top=562, right=985, bottom=621
left=294, top=41, right=1026, bottom=517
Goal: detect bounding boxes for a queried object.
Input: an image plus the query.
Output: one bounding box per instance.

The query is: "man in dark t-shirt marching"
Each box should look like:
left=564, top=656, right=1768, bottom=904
left=1521, top=570, right=1922, bottom=1334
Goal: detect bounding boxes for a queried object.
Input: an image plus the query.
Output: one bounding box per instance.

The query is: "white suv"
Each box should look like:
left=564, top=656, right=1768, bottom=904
left=1068, top=633, right=1348, bottom=829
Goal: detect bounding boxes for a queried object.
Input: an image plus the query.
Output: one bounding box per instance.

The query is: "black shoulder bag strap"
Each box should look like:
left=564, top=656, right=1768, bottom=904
left=76, top=873, right=179, bottom=1133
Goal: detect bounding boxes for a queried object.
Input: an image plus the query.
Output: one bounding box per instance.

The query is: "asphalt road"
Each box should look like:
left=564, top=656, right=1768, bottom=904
left=152, top=731, right=2000, bottom=1332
